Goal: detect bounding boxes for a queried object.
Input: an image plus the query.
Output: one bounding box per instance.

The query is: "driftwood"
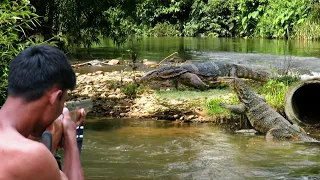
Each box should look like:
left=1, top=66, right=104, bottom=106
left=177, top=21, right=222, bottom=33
left=71, top=60, right=110, bottom=68
left=142, top=52, right=184, bottom=68
left=158, top=52, right=178, bottom=65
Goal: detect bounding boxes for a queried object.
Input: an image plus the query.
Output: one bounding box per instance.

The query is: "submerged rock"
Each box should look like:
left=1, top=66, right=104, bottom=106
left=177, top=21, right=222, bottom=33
left=235, top=129, right=258, bottom=136
left=107, top=59, right=120, bottom=65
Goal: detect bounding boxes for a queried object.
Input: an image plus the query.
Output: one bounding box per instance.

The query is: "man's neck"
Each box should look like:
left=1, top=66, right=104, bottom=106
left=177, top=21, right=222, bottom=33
left=0, top=97, right=45, bottom=137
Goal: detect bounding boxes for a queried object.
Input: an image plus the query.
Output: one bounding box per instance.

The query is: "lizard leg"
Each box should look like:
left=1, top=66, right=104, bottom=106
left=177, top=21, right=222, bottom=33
left=220, top=103, right=246, bottom=114
left=171, top=79, right=179, bottom=90
left=265, top=128, right=298, bottom=142
left=291, top=124, right=307, bottom=134
left=178, top=73, right=209, bottom=90
left=257, top=94, right=267, bottom=102
left=230, top=64, right=237, bottom=77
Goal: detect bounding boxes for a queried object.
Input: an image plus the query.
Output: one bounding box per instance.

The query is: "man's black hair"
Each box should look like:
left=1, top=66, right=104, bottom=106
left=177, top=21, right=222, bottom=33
left=8, top=44, right=76, bottom=102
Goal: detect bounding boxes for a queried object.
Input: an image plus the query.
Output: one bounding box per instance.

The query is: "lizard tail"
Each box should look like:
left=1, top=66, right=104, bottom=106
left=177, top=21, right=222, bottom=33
left=234, top=64, right=271, bottom=82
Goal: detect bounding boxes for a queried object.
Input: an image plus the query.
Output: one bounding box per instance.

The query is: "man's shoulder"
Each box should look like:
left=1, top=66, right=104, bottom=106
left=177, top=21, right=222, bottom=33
left=19, top=140, right=61, bottom=171
left=1, top=138, right=62, bottom=180
left=20, top=139, right=53, bottom=158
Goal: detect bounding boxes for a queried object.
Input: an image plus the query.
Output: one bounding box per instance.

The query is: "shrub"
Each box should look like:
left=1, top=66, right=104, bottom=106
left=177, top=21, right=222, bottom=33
left=0, top=0, right=57, bottom=105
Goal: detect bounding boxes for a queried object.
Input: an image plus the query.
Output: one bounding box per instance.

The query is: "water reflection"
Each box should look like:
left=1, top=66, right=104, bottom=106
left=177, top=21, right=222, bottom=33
left=81, top=118, right=320, bottom=180
left=72, top=37, right=320, bottom=74
left=74, top=37, right=320, bottom=60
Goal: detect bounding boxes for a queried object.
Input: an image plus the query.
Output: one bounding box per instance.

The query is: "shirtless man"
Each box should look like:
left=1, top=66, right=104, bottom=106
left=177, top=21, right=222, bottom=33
left=0, top=44, right=85, bottom=180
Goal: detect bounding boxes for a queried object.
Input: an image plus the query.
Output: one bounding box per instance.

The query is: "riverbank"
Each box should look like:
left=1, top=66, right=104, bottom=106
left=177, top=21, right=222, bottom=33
left=68, top=59, right=320, bottom=137
left=69, top=65, right=267, bottom=130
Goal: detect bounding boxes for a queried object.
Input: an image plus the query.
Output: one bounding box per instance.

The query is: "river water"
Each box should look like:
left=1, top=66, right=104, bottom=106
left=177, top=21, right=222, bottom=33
left=75, top=37, right=320, bottom=179
left=81, top=118, right=320, bottom=180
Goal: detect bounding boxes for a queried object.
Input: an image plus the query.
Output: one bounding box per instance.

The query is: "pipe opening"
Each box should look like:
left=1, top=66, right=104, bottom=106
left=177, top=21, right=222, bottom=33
left=291, top=83, right=320, bottom=125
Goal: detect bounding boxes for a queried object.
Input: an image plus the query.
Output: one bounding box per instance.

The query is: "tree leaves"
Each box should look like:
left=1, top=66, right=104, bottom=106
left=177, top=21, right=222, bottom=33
left=0, top=0, right=49, bottom=104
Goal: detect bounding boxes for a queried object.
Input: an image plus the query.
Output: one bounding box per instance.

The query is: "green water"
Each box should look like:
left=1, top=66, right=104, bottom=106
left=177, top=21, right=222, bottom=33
left=81, top=118, right=320, bottom=180
left=73, top=37, right=320, bottom=74
left=73, top=37, right=320, bottom=61
left=74, top=37, right=320, bottom=179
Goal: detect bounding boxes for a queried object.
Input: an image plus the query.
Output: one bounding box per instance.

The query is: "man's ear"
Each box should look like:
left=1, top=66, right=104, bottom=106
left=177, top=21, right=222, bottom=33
left=49, top=89, right=63, bottom=106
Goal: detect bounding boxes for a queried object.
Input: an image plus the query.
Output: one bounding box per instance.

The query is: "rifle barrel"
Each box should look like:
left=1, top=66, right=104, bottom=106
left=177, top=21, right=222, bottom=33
left=65, top=98, right=93, bottom=112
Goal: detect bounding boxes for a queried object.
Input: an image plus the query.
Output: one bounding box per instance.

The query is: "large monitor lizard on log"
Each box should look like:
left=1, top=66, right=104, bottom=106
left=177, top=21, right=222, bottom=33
left=140, top=61, right=271, bottom=90
left=218, top=77, right=320, bottom=143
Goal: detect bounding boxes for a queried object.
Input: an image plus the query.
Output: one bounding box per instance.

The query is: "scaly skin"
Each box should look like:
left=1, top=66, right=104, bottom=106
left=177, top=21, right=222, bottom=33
left=219, top=77, right=320, bottom=142
left=140, top=61, right=271, bottom=90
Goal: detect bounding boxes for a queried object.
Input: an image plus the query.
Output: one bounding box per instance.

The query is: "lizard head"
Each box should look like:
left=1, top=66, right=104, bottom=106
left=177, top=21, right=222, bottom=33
left=140, top=69, right=161, bottom=81
left=140, top=66, right=188, bottom=81
left=217, top=77, right=261, bottom=104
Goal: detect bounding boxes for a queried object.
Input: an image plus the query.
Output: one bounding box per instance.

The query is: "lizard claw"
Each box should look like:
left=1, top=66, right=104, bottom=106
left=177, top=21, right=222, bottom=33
left=219, top=103, right=228, bottom=108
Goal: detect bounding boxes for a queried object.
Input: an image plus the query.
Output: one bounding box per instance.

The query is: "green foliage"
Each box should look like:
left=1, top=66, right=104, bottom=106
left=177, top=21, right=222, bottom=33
left=272, top=75, right=301, bottom=86
left=183, top=0, right=239, bottom=37
left=107, top=80, right=119, bottom=90
left=293, top=19, right=320, bottom=40
left=147, top=22, right=181, bottom=37
left=0, top=0, right=56, bottom=105
left=206, top=99, right=228, bottom=115
left=258, top=76, right=300, bottom=111
left=293, top=3, right=320, bottom=40
left=121, top=82, right=138, bottom=98
left=206, top=92, right=239, bottom=115
left=237, top=0, right=268, bottom=37
left=155, top=89, right=231, bottom=100
left=255, top=0, right=313, bottom=39
left=121, top=82, right=152, bottom=98
left=104, top=6, right=139, bottom=45
left=259, top=80, right=288, bottom=111
left=24, top=0, right=320, bottom=52
left=0, top=0, right=39, bottom=105
left=136, top=0, right=192, bottom=27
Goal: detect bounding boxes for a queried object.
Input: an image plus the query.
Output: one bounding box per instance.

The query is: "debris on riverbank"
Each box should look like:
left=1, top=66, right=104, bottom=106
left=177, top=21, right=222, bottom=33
left=68, top=68, right=251, bottom=130
left=69, top=60, right=309, bottom=133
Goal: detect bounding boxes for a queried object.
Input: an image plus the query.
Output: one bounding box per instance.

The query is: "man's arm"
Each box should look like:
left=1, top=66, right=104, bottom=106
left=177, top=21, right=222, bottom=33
left=62, top=129, right=84, bottom=179
left=60, top=107, right=85, bottom=180
left=25, top=109, right=85, bottom=180
left=26, top=108, right=85, bottom=180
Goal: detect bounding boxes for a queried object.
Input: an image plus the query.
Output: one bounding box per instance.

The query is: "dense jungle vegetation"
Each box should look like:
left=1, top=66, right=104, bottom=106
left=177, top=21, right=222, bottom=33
left=1, top=0, right=320, bottom=105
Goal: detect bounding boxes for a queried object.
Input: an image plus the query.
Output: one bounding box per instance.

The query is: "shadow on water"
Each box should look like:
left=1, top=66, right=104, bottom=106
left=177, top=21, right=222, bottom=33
left=81, top=118, right=320, bottom=180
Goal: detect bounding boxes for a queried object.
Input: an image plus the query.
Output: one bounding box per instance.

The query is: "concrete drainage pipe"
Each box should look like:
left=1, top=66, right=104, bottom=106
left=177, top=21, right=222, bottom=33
left=285, top=78, right=320, bottom=125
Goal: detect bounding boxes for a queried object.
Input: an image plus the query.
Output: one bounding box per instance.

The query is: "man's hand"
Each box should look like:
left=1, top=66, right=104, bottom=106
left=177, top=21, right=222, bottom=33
left=43, top=108, right=86, bottom=154
left=60, top=107, right=86, bottom=180
left=61, top=108, right=86, bottom=140
left=30, top=108, right=87, bottom=154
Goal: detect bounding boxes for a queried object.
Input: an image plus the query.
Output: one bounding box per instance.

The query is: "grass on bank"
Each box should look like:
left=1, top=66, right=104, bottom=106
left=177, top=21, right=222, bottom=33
left=257, top=75, right=300, bottom=112
left=121, top=75, right=300, bottom=119
left=293, top=19, right=320, bottom=40
left=154, top=88, right=231, bottom=100
left=154, top=75, right=300, bottom=117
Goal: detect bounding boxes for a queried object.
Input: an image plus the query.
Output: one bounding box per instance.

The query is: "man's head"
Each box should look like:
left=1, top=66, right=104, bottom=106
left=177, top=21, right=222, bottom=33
left=8, top=44, right=76, bottom=136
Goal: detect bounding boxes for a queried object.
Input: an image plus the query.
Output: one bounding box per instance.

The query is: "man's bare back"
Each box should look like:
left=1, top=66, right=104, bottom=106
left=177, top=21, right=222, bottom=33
left=0, top=45, right=85, bottom=180
left=0, top=129, right=63, bottom=180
